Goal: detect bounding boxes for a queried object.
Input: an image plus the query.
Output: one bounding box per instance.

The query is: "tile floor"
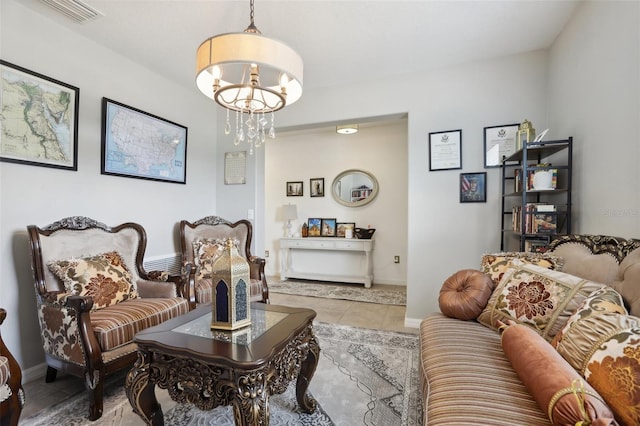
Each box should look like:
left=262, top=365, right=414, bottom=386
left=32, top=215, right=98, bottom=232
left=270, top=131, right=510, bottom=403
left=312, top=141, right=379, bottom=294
left=20, top=286, right=418, bottom=420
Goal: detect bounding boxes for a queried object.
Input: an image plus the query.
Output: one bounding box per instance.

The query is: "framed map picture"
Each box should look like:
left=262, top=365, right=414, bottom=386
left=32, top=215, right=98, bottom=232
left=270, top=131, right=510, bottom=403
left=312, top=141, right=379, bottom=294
left=101, top=98, right=187, bottom=184
left=0, top=60, right=79, bottom=170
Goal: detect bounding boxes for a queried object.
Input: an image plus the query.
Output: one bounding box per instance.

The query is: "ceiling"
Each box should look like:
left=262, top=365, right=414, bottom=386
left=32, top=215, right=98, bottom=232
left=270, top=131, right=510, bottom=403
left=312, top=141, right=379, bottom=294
left=20, top=0, right=581, bottom=98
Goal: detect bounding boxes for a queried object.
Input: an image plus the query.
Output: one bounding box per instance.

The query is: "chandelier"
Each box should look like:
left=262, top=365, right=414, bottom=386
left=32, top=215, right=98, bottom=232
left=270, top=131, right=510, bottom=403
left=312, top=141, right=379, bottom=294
left=196, top=0, right=303, bottom=154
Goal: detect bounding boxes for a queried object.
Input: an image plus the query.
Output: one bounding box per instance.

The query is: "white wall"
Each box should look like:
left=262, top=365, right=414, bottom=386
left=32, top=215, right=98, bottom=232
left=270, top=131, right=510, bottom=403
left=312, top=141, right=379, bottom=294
left=217, top=50, right=550, bottom=324
left=264, top=119, right=409, bottom=285
left=548, top=0, right=640, bottom=237
left=1, top=0, right=219, bottom=374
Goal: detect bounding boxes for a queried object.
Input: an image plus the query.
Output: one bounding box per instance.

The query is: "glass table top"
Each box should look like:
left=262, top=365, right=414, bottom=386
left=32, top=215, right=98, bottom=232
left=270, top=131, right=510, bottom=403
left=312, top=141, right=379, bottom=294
left=172, top=308, right=288, bottom=346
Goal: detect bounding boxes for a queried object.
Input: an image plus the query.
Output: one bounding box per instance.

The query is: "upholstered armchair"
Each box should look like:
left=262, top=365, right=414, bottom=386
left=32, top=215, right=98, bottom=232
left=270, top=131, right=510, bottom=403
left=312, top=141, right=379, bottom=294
left=179, top=216, right=269, bottom=309
left=27, top=217, right=189, bottom=420
left=0, top=309, right=23, bottom=426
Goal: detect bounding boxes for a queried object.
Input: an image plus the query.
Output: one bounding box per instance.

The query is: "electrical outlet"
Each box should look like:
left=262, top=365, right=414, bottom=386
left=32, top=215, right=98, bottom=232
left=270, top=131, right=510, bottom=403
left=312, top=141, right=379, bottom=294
left=265, top=250, right=270, bottom=258
left=394, top=255, right=400, bottom=264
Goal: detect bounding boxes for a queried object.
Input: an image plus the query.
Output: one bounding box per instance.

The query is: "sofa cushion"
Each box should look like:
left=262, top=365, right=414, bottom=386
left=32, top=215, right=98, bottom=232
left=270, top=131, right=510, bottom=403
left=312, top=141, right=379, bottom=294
left=90, top=297, right=189, bottom=351
left=477, top=260, right=604, bottom=341
left=195, top=277, right=265, bottom=305
left=438, top=269, right=493, bottom=320
left=611, top=247, right=640, bottom=316
left=48, top=251, right=138, bottom=310
left=584, top=322, right=640, bottom=425
left=500, top=322, right=617, bottom=425
left=552, top=287, right=629, bottom=371
left=481, top=252, right=564, bottom=287
left=420, top=313, right=550, bottom=425
left=192, top=238, right=225, bottom=278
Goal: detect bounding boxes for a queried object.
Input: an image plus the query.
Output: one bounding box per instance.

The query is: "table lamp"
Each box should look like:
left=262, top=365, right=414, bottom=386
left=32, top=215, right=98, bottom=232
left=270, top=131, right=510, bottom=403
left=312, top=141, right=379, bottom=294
left=283, top=204, right=298, bottom=237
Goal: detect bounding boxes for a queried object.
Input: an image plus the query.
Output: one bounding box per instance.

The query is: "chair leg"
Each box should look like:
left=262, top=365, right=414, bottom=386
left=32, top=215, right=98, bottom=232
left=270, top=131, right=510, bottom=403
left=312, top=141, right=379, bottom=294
left=45, top=366, right=57, bottom=383
left=87, top=373, right=104, bottom=421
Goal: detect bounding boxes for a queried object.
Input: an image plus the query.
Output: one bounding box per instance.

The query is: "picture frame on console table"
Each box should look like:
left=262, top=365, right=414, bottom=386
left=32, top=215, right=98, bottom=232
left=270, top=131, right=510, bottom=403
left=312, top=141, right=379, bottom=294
left=321, top=218, right=337, bottom=237
left=0, top=60, right=79, bottom=171
left=336, top=222, right=355, bottom=238
left=101, top=98, right=187, bottom=184
left=460, top=172, right=487, bottom=203
left=429, top=129, right=462, bottom=171
left=307, top=218, right=321, bottom=237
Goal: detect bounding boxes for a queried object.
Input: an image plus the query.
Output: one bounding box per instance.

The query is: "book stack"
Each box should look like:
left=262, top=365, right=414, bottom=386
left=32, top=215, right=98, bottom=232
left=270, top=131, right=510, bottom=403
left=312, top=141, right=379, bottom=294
left=512, top=203, right=557, bottom=234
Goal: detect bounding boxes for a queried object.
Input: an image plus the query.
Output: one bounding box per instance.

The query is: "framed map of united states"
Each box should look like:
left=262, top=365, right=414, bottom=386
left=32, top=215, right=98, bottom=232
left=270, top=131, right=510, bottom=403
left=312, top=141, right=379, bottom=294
left=101, top=98, right=187, bottom=184
left=0, top=60, right=79, bottom=170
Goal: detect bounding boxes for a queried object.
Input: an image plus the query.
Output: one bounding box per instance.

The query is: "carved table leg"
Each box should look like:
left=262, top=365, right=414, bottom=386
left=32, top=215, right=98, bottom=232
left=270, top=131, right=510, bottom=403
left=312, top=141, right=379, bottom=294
left=125, top=351, right=163, bottom=425
left=232, top=370, right=270, bottom=426
left=296, top=332, right=319, bottom=413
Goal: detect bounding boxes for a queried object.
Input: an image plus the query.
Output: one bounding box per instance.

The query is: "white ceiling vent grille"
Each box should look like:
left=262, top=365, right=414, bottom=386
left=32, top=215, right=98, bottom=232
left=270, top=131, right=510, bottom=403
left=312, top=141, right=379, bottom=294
left=39, top=0, right=104, bottom=24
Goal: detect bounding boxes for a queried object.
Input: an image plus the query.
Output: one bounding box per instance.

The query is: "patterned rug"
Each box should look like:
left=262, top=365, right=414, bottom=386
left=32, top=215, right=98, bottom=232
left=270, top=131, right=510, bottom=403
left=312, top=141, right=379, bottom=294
left=22, top=323, right=422, bottom=425
left=270, top=279, right=407, bottom=306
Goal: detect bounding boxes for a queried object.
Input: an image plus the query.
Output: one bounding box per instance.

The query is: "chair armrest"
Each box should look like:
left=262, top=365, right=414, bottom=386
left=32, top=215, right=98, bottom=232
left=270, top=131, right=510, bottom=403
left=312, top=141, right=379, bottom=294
left=136, top=279, right=181, bottom=298
left=181, top=262, right=197, bottom=310
left=248, top=256, right=269, bottom=303
left=37, top=293, right=96, bottom=367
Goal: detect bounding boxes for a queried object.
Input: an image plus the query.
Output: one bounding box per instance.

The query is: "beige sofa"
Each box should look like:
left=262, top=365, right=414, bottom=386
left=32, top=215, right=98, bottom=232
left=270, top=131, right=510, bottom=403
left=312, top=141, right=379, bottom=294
left=419, top=235, right=640, bottom=425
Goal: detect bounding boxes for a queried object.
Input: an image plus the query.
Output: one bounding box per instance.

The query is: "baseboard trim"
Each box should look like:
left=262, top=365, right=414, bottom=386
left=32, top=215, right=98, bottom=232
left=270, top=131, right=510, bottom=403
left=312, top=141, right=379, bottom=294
left=22, top=362, right=47, bottom=384
left=404, top=317, right=422, bottom=329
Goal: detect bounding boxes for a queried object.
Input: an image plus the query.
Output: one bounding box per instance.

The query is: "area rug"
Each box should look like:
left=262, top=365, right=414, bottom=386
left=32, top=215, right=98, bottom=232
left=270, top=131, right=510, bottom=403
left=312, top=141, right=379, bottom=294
left=22, top=322, right=422, bottom=426
left=270, top=278, right=407, bottom=306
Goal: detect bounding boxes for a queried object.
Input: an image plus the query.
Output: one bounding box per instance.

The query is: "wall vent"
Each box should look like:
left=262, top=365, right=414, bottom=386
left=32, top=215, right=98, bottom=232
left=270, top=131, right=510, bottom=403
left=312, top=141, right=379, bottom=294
left=39, top=0, right=104, bottom=24
left=144, top=254, right=182, bottom=276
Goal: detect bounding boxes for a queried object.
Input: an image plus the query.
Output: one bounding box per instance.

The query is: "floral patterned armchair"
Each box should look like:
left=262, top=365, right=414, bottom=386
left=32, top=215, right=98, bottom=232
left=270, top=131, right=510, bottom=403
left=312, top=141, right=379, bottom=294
left=27, top=217, right=190, bottom=420
left=179, top=216, right=269, bottom=309
left=0, top=308, right=23, bottom=426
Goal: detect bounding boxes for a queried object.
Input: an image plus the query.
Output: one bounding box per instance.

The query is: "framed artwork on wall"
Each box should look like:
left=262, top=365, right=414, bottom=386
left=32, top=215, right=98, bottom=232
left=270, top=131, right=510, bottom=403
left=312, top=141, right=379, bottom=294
left=429, top=129, right=462, bottom=171
left=483, top=123, right=519, bottom=168
left=101, top=98, right=187, bottom=184
left=460, top=172, right=487, bottom=203
left=310, top=178, right=324, bottom=197
left=286, top=181, right=303, bottom=196
left=0, top=60, right=79, bottom=171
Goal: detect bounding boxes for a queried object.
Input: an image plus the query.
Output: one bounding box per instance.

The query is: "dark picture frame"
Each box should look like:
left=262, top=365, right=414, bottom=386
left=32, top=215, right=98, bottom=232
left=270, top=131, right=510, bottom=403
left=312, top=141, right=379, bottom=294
left=310, top=178, right=324, bottom=197
left=460, top=172, right=487, bottom=203
left=307, top=218, right=322, bottom=236
left=0, top=60, right=79, bottom=171
left=483, top=123, right=519, bottom=168
left=321, top=218, right=337, bottom=237
left=429, top=129, right=462, bottom=171
left=286, top=181, right=303, bottom=196
left=336, top=222, right=355, bottom=237
left=101, top=98, right=187, bottom=184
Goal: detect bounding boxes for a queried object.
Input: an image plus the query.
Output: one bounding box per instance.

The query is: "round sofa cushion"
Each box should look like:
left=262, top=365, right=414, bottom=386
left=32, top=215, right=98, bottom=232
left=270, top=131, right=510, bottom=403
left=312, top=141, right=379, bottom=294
left=439, top=269, right=494, bottom=320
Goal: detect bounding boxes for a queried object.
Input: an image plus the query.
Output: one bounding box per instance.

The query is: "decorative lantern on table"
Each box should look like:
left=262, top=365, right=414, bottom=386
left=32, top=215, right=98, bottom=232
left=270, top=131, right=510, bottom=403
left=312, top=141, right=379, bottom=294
left=210, top=238, right=251, bottom=330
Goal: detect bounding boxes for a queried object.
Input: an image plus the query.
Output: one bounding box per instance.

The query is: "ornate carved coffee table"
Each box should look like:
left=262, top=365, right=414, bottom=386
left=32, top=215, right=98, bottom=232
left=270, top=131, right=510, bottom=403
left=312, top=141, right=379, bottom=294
left=125, top=303, right=319, bottom=425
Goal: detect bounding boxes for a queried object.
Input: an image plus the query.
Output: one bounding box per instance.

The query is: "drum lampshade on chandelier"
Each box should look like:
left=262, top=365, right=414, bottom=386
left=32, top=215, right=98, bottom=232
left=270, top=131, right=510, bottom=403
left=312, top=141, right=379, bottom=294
left=196, top=0, right=303, bottom=153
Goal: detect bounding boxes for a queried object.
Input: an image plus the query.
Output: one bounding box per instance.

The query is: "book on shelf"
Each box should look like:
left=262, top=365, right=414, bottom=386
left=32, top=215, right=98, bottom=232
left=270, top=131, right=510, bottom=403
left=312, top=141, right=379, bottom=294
left=525, top=240, right=550, bottom=253
left=533, top=213, right=557, bottom=233
left=512, top=203, right=557, bottom=233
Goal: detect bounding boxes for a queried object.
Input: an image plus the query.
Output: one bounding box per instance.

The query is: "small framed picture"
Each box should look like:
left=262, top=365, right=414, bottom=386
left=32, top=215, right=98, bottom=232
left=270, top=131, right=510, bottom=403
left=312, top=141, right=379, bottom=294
left=286, top=181, right=303, bottom=196
left=321, top=218, right=337, bottom=237
left=429, top=129, right=462, bottom=171
left=310, top=178, right=324, bottom=197
left=336, top=222, right=355, bottom=238
left=307, top=218, right=322, bottom=236
left=460, top=172, right=487, bottom=203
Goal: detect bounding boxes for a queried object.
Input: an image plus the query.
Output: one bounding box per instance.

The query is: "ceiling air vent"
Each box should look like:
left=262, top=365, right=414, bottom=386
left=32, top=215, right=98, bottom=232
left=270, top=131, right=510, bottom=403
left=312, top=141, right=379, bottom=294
left=39, top=0, right=104, bottom=24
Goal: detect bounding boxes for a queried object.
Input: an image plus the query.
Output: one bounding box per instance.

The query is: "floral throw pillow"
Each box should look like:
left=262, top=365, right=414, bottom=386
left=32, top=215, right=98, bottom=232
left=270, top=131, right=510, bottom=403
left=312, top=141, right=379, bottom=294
left=47, top=251, right=138, bottom=310
left=584, top=323, right=640, bottom=425
left=477, top=260, right=603, bottom=341
left=480, top=252, right=564, bottom=288
left=192, top=239, right=226, bottom=281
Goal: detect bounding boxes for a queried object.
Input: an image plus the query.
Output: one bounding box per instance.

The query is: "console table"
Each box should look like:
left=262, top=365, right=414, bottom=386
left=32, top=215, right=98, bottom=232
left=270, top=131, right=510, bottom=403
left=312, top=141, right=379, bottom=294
left=280, top=237, right=374, bottom=287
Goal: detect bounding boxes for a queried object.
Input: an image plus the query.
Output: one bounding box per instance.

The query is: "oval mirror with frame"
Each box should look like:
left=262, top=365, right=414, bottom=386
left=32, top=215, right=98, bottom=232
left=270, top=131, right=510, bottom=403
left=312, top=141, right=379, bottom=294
left=331, top=169, right=379, bottom=207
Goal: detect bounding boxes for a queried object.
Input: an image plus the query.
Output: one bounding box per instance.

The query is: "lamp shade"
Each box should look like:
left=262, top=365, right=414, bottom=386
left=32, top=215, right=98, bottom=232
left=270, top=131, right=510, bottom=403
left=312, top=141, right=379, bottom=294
left=283, top=204, right=298, bottom=221
left=196, top=32, right=304, bottom=113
